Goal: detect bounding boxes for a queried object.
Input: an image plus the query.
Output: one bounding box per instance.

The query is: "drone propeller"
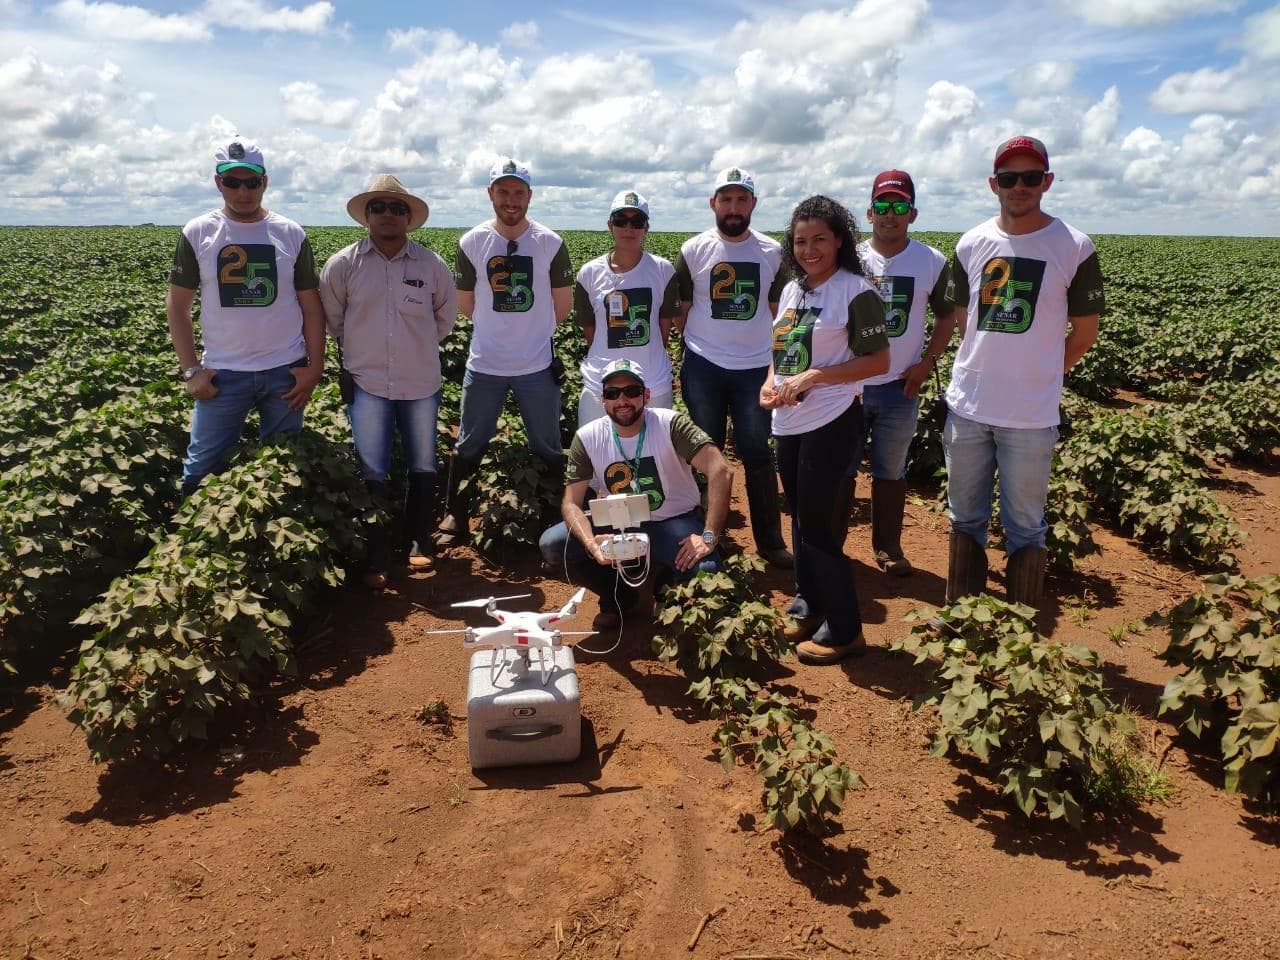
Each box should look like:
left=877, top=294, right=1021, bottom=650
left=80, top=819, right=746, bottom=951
left=451, top=593, right=533, bottom=609
left=424, top=628, right=470, bottom=635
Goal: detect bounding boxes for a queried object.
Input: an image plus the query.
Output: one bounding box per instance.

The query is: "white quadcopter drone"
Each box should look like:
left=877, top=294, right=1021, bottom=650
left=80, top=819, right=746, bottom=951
left=429, top=588, right=594, bottom=682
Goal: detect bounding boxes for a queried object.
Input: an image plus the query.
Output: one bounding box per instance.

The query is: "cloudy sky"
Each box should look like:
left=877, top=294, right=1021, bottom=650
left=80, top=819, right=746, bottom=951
left=1, top=0, right=1276, bottom=235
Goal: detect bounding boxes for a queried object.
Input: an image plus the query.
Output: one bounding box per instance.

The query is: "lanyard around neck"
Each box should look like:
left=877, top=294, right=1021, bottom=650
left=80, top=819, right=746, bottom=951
left=610, top=418, right=647, bottom=492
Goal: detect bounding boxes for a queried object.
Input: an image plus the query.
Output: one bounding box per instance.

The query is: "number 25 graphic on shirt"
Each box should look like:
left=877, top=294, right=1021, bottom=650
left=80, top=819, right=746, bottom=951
left=709, top=262, right=760, bottom=320
left=218, top=245, right=278, bottom=307
left=977, top=256, right=1045, bottom=334
left=487, top=254, right=535, bottom=312
left=772, top=306, right=820, bottom=376
left=873, top=275, right=914, bottom=337
left=604, top=457, right=666, bottom=511
left=605, top=288, right=653, bottom=348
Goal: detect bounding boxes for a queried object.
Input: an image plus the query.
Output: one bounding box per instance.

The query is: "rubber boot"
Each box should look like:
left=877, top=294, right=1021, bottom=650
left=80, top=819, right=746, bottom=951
left=744, top=462, right=792, bottom=569
left=871, top=478, right=912, bottom=576
left=945, top=531, right=988, bottom=603
left=363, top=479, right=393, bottom=589
left=1006, top=545, right=1047, bottom=610
left=831, top=473, right=856, bottom=547
left=405, top=470, right=437, bottom=570
left=434, top=455, right=479, bottom=548
left=537, top=454, right=565, bottom=525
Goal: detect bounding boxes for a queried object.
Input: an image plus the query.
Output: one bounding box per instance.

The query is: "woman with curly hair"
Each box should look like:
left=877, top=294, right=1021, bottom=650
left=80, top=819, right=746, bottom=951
left=760, top=195, right=890, bottom=664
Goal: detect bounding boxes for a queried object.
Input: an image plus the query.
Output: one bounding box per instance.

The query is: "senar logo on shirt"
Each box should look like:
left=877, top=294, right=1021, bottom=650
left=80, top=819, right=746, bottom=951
left=604, top=457, right=665, bottom=511
left=217, top=244, right=278, bottom=307
left=977, top=256, right=1046, bottom=334
left=604, top=288, right=653, bottom=348
left=772, top=306, right=820, bottom=376
left=872, top=275, right=914, bottom=338
left=486, top=253, right=535, bottom=312
left=709, top=261, right=761, bottom=321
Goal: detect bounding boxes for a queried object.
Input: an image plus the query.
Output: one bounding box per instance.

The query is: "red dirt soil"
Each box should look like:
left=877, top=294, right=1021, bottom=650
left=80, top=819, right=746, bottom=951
left=3, top=455, right=1279, bottom=960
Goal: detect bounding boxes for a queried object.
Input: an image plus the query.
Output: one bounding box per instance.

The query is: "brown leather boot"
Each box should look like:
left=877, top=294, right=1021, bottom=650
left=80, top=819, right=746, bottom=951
left=871, top=478, right=912, bottom=576
left=1006, top=546, right=1047, bottom=609
left=946, top=531, right=988, bottom=602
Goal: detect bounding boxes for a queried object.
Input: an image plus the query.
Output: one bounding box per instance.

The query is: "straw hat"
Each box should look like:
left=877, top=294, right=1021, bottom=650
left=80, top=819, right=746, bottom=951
left=346, top=174, right=430, bottom=230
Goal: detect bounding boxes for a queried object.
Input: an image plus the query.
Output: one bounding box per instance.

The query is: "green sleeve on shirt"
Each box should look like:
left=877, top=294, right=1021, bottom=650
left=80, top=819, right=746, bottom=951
left=572, top=281, right=593, bottom=330
left=767, top=266, right=789, bottom=303
left=949, top=254, right=970, bottom=307
left=169, top=233, right=199, bottom=289
left=455, top=247, right=477, bottom=292
left=847, top=289, right=890, bottom=355
left=927, top=259, right=959, bottom=315
left=669, top=413, right=713, bottom=463
left=1067, top=251, right=1106, bottom=317
left=550, top=241, right=574, bottom=288
left=674, top=253, right=693, bottom=301
left=660, top=274, right=679, bottom=318
left=294, top=237, right=319, bottom=290
left=566, top=435, right=593, bottom=483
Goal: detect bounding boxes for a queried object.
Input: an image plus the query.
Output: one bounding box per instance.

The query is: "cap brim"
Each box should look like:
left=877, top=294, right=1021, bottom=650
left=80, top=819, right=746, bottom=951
left=872, top=189, right=912, bottom=201
left=994, top=148, right=1048, bottom=170
left=490, top=174, right=531, bottom=187
left=601, top=372, right=645, bottom=386
left=217, top=162, right=265, bottom=175
left=346, top=191, right=430, bottom=231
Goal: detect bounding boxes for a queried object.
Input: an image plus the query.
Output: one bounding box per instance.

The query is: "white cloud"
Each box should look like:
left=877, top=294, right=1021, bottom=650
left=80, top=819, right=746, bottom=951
left=50, top=0, right=211, bottom=42
left=1081, top=85, right=1121, bottom=148
left=1242, top=5, right=1280, bottom=61
left=1064, top=0, right=1241, bottom=27
left=1149, top=64, right=1263, bottom=113
left=209, top=0, right=336, bottom=35
left=500, top=21, right=539, bottom=48
left=1016, top=60, right=1077, bottom=96
left=280, top=80, right=359, bottom=127
left=915, top=81, right=980, bottom=145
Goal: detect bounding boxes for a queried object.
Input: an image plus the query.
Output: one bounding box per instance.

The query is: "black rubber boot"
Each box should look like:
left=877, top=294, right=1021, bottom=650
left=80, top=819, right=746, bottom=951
left=1006, top=545, right=1047, bottom=610
left=871, top=478, right=912, bottom=576
left=831, top=473, right=856, bottom=547
left=363, top=479, right=393, bottom=589
left=537, top=454, right=565, bottom=525
left=405, top=470, right=437, bottom=569
left=435, top=456, right=479, bottom=548
left=945, top=531, right=988, bottom=603
left=744, top=462, right=792, bottom=568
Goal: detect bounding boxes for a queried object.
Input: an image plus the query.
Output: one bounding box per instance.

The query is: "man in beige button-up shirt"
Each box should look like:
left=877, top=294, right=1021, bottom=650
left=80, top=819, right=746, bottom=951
left=319, top=174, right=456, bottom=588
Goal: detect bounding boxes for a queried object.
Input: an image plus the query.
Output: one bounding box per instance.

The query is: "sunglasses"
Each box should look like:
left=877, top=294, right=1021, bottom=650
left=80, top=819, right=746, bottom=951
left=367, top=199, right=410, bottom=216
left=872, top=199, right=912, bottom=216
left=220, top=175, right=263, bottom=190
left=994, top=170, right=1048, bottom=188
left=610, top=213, right=648, bottom=229
left=602, top=383, right=645, bottom=400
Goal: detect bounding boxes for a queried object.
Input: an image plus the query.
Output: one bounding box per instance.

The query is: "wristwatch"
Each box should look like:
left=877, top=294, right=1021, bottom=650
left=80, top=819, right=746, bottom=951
left=700, top=529, right=718, bottom=548
left=181, top=364, right=204, bottom=382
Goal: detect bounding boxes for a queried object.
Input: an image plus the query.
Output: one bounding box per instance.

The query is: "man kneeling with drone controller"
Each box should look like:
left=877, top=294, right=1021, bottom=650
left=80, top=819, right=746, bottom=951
left=539, top=358, right=733, bottom=630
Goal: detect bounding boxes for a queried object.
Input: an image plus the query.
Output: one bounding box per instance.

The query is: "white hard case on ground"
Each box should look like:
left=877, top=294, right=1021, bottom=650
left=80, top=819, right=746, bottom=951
left=465, top=646, right=582, bottom=769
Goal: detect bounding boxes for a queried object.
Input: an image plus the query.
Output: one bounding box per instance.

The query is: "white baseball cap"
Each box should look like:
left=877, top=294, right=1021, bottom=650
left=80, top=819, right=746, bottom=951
left=609, top=190, right=649, bottom=218
left=215, top=138, right=265, bottom=175
left=713, top=166, right=755, bottom=195
left=601, top=358, right=646, bottom=387
left=490, top=157, right=532, bottom=186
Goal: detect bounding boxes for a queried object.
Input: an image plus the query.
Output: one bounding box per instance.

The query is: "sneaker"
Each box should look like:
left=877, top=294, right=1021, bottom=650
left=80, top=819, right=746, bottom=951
left=796, top=632, right=865, bottom=665
left=407, top=540, right=433, bottom=570
left=761, top=546, right=795, bottom=570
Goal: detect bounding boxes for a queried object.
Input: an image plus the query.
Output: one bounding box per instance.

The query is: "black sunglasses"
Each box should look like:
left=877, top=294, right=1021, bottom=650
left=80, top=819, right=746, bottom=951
left=610, top=213, right=648, bottom=229
left=367, top=199, right=410, bottom=216
left=994, top=170, right=1048, bottom=188
left=220, top=175, right=263, bottom=190
left=602, top=383, right=645, bottom=400
left=872, top=199, right=912, bottom=216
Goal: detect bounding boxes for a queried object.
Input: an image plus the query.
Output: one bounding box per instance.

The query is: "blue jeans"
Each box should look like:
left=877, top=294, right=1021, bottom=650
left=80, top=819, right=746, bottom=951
left=848, top=378, right=921, bottom=480
left=679, top=349, right=785, bottom=553
left=943, top=410, right=1058, bottom=553
left=182, top=360, right=305, bottom=493
left=347, top=383, right=442, bottom=481
left=539, top=508, right=721, bottom=612
left=456, top=365, right=562, bottom=462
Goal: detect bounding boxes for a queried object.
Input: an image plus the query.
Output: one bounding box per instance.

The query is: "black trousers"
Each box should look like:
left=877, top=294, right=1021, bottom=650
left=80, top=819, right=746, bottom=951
left=774, top=400, right=864, bottom=643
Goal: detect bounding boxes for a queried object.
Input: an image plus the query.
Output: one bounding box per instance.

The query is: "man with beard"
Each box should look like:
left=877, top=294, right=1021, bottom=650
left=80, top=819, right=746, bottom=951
left=674, top=166, right=792, bottom=569
left=166, top=137, right=325, bottom=497
left=538, top=359, right=732, bottom=629
left=944, top=135, right=1104, bottom=608
left=319, top=174, right=456, bottom=588
left=436, top=157, right=574, bottom=547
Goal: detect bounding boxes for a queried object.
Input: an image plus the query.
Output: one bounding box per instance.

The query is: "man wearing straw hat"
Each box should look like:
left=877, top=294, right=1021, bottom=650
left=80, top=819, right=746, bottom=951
left=319, top=174, right=456, bottom=588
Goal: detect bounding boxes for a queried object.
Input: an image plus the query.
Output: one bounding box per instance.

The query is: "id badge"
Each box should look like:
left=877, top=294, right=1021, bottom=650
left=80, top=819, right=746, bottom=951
left=607, top=292, right=625, bottom=318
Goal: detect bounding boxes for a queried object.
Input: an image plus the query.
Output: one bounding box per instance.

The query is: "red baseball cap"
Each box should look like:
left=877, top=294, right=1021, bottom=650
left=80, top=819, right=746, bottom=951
left=871, top=169, right=915, bottom=202
left=993, top=135, right=1049, bottom=171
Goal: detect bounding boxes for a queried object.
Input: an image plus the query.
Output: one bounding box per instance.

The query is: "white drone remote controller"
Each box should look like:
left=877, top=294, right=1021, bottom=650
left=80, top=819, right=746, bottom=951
left=588, top=493, right=651, bottom=566
left=598, top=531, right=649, bottom=562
